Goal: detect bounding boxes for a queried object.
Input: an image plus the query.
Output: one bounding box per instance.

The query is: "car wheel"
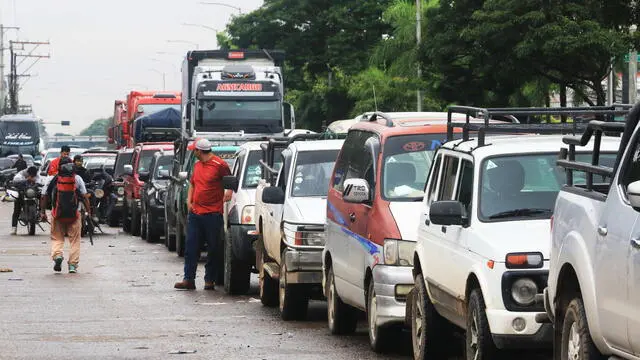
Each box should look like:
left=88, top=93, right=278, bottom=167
left=257, top=236, right=278, bottom=307
left=130, top=204, right=141, bottom=236
left=165, top=220, right=176, bottom=251
left=140, top=204, right=148, bottom=240
left=279, top=249, right=309, bottom=321
left=326, top=266, right=357, bottom=335
left=466, top=289, right=497, bottom=360
left=224, top=228, right=250, bottom=295
left=412, top=273, right=447, bottom=359
left=367, top=279, right=394, bottom=352
left=560, top=297, right=604, bottom=360
left=122, top=204, right=131, bottom=233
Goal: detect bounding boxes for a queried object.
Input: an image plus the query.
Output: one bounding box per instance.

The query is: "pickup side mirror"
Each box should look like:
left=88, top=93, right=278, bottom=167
left=178, top=171, right=188, bottom=182
left=139, top=171, right=150, bottom=182
left=123, top=164, right=133, bottom=176
left=158, top=169, right=170, bottom=179
left=628, top=180, right=640, bottom=208
left=223, top=175, right=239, bottom=192
left=429, top=200, right=468, bottom=227
left=342, top=178, right=371, bottom=204
left=262, top=186, right=285, bottom=204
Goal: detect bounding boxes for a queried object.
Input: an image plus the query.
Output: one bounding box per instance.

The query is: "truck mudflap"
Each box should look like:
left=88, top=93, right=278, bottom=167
left=228, top=224, right=258, bottom=264
left=405, top=287, right=416, bottom=327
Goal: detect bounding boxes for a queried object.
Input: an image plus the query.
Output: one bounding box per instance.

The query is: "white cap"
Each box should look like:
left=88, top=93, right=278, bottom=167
left=194, top=138, right=212, bottom=151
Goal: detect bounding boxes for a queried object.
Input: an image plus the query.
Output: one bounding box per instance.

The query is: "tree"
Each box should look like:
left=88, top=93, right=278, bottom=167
left=79, top=117, right=111, bottom=136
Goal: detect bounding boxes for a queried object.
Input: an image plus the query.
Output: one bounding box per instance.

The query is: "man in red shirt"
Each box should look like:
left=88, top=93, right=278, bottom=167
left=47, top=145, right=71, bottom=176
left=175, top=138, right=231, bottom=290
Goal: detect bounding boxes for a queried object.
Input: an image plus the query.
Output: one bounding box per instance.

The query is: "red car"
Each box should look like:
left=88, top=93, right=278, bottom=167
left=122, top=142, right=173, bottom=236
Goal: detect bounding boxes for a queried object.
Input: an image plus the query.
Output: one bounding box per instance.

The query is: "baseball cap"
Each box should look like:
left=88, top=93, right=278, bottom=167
left=187, top=138, right=212, bottom=151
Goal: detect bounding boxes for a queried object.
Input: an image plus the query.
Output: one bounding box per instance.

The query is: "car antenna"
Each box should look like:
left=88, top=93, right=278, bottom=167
left=372, top=85, right=378, bottom=112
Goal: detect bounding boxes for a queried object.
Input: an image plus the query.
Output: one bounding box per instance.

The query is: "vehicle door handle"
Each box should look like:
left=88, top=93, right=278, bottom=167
left=597, top=226, right=608, bottom=236
left=631, top=238, right=640, bottom=249
left=269, top=211, right=273, bottom=216
left=349, top=212, right=356, bottom=222
left=425, top=218, right=430, bottom=226
left=441, top=226, right=447, bottom=233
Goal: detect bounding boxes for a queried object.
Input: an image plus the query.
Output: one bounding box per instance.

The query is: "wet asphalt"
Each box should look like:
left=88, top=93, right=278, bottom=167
left=0, top=203, right=551, bottom=360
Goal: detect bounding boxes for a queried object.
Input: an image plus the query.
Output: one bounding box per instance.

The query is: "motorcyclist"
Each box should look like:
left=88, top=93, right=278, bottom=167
left=73, top=155, right=91, bottom=183
left=10, top=166, right=41, bottom=235
left=90, top=164, right=114, bottom=222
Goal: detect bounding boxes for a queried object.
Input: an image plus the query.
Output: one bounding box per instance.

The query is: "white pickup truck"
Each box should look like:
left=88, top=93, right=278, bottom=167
left=254, top=136, right=344, bottom=320
left=541, top=104, right=640, bottom=360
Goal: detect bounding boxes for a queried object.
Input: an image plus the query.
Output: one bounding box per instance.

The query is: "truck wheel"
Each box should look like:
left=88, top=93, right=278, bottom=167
left=216, top=227, right=225, bottom=286
left=412, top=273, right=447, bottom=359
left=326, top=266, right=357, bottom=335
left=257, top=237, right=278, bottom=307
left=165, top=221, right=176, bottom=251
left=176, top=221, right=185, bottom=257
left=140, top=205, right=148, bottom=240
left=466, top=289, right=497, bottom=360
left=224, top=229, right=250, bottom=295
left=560, top=297, right=604, bottom=360
left=367, top=279, right=394, bottom=352
left=147, top=212, right=159, bottom=243
left=279, top=250, right=309, bottom=321
left=122, top=205, right=131, bottom=233
left=28, top=221, right=36, bottom=236
left=131, top=205, right=141, bottom=236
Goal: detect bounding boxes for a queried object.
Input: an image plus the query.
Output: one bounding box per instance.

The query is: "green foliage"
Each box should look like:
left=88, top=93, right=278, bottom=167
left=79, top=117, right=111, bottom=136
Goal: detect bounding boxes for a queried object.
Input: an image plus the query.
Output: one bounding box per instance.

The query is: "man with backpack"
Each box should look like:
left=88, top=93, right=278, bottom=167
left=40, top=157, right=91, bottom=273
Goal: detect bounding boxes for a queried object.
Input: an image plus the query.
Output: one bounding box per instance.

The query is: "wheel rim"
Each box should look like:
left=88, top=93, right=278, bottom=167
left=567, top=322, right=580, bottom=360
left=369, top=289, right=378, bottom=344
left=413, top=290, right=424, bottom=357
left=469, top=309, right=479, bottom=360
left=279, top=261, right=286, bottom=312
left=327, top=275, right=335, bottom=329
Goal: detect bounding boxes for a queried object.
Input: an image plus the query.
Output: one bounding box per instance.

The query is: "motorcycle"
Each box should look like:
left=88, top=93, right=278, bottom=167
left=8, top=180, right=45, bottom=235
left=81, top=179, right=106, bottom=243
left=0, top=168, right=17, bottom=202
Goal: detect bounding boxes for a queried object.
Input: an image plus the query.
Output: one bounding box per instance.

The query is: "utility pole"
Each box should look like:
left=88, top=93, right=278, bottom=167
left=0, top=24, right=19, bottom=114
left=630, top=25, right=638, bottom=104
left=416, top=0, right=423, bottom=112
left=8, top=40, right=50, bottom=114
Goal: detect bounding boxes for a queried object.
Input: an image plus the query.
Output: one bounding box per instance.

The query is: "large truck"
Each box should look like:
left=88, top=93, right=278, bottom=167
left=108, top=100, right=127, bottom=148
left=125, top=91, right=181, bottom=148
left=181, top=49, right=295, bottom=139
left=0, top=114, right=43, bottom=157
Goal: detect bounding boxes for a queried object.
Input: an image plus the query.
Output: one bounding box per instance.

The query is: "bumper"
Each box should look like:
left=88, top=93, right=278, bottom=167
left=372, top=265, right=414, bottom=328
left=283, top=248, right=323, bottom=284
left=228, top=224, right=257, bottom=264
left=486, top=308, right=553, bottom=349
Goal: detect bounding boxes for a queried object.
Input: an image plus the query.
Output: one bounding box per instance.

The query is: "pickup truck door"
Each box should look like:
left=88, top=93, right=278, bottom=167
left=596, top=185, right=636, bottom=352
left=265, top=163, right=286, bottom=264
left=628, top=215, right=640, bottom=355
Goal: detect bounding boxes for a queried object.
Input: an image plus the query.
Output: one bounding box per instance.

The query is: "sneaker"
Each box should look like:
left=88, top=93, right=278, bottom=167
left=174, top=280, right=196, bottom=290
left=53, top=256, right=63, bottom=272
left=10, top=227, right=16, bottom=235
left=204, top=282, right=215, bottom=290
left=68, top=264, right=77, bottom=273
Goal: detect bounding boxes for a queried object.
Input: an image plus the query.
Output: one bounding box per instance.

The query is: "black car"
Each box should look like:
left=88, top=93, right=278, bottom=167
left=140, top=150, right=173, bottom=242
left=109, top=148, right=134, bottom=227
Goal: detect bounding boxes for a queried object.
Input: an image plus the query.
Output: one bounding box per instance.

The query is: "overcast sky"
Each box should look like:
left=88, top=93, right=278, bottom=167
left=0, top=0, right=263, bottom=135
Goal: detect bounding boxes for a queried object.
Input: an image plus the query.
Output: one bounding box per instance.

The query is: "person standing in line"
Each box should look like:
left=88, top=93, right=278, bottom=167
left=47, top=145, right=71, bottom=176
left=12, top=154, right=27, bottom=172
left=40, top=157, right=90, bottom=273
left=174, top=139, right=231, bottom=290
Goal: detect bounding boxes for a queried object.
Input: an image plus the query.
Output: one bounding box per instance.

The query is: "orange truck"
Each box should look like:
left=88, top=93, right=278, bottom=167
left=125, top=91, right=181, bottom=148
left=108, top=100, right=127, bottom=148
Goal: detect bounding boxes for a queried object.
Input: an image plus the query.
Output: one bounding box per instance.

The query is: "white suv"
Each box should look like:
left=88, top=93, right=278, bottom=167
left=408, top=108, right=620, bottom=360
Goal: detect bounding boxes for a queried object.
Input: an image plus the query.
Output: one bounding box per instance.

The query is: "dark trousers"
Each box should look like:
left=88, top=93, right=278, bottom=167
left=183, top=212, right=223, bottom=282
left=11, top=197, right=23, bottom=227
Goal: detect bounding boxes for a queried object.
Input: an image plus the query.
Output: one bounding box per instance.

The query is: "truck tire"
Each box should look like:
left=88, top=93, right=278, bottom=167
left=146, top=211, right=160, bottom=243
left=176, top=220, right=185, bottom=257
left=367, top=279, right=394, bottom=352
left=466, top=289, right=497, bottom=360
left=326, top=266, right=357, bottom=335
left=412, top=273, right=447, bottom=359
left=140, top=204, right=148, bottom=240
left=131, top=205, right=141, bottom=236
left=122, top=204, right=131, bottom=233
left=279, top=249, right=309, bottom=321
left=165, top=220, right=176, bottom=251
left=257, top=236, right=278, bottom=307
left=560, top=297, right=604, bottom=360
left=224, top=229, right=250, bottom=295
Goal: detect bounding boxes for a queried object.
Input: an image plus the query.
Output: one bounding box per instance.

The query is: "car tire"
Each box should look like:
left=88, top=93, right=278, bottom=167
left=146, top=211, right=159, bottom=243
left=176, top=220, right=185, bottom=257
left=130, top=204, right=141, bottom=237
left=466, top=289, right=497, bottom=360
left=560, top=297, right=604, bottom=360
left=367, top=279, right=394, bottom=352
left=224, top=229, right=250, bottom=295
left=140, top=204, right=148, bottom=240
left=165, top=220, right=176, bottom=251
left=122, top=203, right=131, bottom=233
left=326, top=266, right=357, bottom=335
left=412, top=273, right=447, bottom=359
left=279, top=249, right=309, bottom=321
left=257, top=236, right=278, bottom=307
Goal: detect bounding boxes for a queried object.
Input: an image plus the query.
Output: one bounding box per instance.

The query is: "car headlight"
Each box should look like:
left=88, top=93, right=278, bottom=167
left=25, top=188, right=36, bottom=198
left=241, top=205, right=255, bottom=225
left=383, top=239, right=414, bottom=266
left=294, top=231, right=325, bottom=246
left=94, top=189, right=104, bottom=199
left=511, top=278, right=538, bottom=306
left=117, top=187, right=124, bottom=196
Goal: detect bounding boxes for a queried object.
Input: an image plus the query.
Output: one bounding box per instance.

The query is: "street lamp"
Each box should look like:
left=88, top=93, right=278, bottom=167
left=128, top=83, right=149, bottom=90
left=181, top=23, right=218, bottom=33
left=199, top=2, right=242, bottom=14
left=149, top=68, right=166, bottom=91
left=166, top=39, right=199, bottom=49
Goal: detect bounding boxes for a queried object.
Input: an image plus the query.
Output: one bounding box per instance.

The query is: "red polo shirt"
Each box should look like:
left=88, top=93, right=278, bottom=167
left=47, top=157, right=61, bottom=176
left=190, top=155, right=231, bottom=215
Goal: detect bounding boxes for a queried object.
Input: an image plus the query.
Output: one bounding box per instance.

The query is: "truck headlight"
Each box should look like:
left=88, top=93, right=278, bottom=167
left=117, top=187, right=124, bottom=196
left=294, top=231, right=325, bottom=246
left=383, top=239, right=414, bottom=266
left=241, top=205, right=254, bottom=225
left=511, top=278, right=538, bottom=306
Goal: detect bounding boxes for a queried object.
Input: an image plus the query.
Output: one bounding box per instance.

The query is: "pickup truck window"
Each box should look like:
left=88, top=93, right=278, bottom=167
left=425, top=153, right=442, bottom=205
left=479, top=152, right=616, bottom=221
left=243, top=149, right=283, bottom=188
left=114, top=152, right=133, bottom=179
left=332, top=130, right=374, bottom=192
left=137, top=150, right=158, bottom=173
left=437, top=155, right=460, bottom=201
left=290, top=150, right=339, bottom=197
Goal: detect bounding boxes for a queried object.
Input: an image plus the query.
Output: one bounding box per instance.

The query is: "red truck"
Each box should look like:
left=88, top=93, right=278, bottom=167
left=108, top=100, right=127, bottom=148
left=121, top=142, right=174, bottom=236
left=125, top=91, right=181, bottom=148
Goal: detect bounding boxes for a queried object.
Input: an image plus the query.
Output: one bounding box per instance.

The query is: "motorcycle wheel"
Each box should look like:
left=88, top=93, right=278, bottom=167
left=28, top=221, right=36, bottom=236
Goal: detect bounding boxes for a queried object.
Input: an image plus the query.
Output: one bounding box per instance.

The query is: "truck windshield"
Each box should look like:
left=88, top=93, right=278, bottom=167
left=137, top=104, right=180, bottom=117
left=138, top=150, right=159, bottom=173
left=382, top=133, right=461, bottom=201
left=154, top=156, right=173, bottom=180
left=197, top=99, right=283, bottom=133
left=291, top=150, right=340, bottom=197
left=479, top=152, right=617, bottom=221
left=114, top=152, right=133, bottom=179
left=243, top=149, right=283, bottom=188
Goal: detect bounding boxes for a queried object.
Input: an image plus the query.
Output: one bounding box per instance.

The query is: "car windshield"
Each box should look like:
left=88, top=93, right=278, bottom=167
left=242, top=149, right=283, bottom=188
left=83, top=156, right=116, bottom=169
left=154, top=156, right=173, bottom=179
left=291, top=150, right=339, bottom=197
left=382, top=133, right=461, bottom=200
left=479, top=152, right=617, bottom=221
left=114, top=152, right=133, bottom=178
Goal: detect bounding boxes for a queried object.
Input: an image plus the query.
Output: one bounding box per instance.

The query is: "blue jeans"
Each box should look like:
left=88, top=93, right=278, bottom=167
left=183, top=212, right=223, bottom=282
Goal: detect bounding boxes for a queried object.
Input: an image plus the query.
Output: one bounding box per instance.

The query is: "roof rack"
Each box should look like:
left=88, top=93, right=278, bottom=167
left=257, top=133, right=329, bottom=183
left=360, top=112, right=394, bottom=127
left=447, top=105, right=631, bottom=147
left=141, top=127, right=182, bottom=143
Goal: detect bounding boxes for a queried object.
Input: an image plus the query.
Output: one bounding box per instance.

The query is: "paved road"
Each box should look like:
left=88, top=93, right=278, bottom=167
left=0, top=203, right=551, bottom=360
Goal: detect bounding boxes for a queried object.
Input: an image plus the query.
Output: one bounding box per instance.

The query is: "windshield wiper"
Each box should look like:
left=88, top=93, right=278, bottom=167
left=488, top=208, right=552, bottom=219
